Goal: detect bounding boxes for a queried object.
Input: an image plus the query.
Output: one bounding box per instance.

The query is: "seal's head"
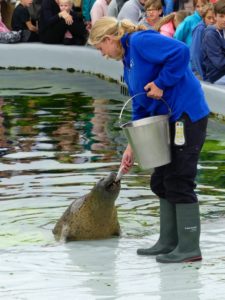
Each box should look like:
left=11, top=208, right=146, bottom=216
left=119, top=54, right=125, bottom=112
left=94, top=172, right=121, bottom=203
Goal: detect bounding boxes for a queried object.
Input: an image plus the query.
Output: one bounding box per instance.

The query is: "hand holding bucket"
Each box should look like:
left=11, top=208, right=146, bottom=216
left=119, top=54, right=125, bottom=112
left=118, top=92, right=172, bottom=170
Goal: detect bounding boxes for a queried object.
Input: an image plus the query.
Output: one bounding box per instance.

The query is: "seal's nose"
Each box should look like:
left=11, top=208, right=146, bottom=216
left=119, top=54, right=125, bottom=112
left=105, top=172, right=118, bottom=190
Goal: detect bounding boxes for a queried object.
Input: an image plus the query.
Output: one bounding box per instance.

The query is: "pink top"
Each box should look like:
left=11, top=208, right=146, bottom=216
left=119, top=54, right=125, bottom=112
left=0, top=20, right=10, bottom=33
left=91, top=0, right=108, bottom=25
left=160, top=20, right=175, bottom=38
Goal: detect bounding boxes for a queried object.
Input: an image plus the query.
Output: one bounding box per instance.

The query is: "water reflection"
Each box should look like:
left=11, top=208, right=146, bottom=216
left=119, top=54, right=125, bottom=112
left=158, top=262, right=202, bottom=300
left=0, top=98, right=8, bottom=150
left=65, top=240, right=119, bottom=298
left=197, top=118, right=225, bottom=220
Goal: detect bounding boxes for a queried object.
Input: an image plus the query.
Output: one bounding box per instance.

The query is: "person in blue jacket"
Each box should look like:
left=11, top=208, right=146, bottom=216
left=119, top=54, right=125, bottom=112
left=202, top=0, right=225, bottom=84
left=190, top=3, right=215, bottom=79
left=88, top=16, right=210, bottom=263
left=174, top=0, right=208, bottom=47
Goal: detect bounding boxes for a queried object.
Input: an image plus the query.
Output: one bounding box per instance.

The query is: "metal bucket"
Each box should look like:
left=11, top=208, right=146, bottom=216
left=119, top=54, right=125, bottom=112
left=119, top=93, right=171, bottom=170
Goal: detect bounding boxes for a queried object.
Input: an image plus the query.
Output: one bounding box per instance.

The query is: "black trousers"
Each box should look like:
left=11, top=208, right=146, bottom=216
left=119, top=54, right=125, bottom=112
left=150, top=114, right=208, bottom=204
left=40, top=18, right=87, bottom=45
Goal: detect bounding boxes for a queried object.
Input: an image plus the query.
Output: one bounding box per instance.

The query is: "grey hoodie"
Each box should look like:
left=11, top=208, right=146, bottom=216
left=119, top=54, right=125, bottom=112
left=117, top=0, right=145, bottom=24
left=108, top=0, right=128, bottom=17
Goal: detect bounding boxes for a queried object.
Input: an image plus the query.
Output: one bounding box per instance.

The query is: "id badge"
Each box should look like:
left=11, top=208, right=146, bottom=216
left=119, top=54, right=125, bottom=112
left=174, top=120, right=186, bottom=146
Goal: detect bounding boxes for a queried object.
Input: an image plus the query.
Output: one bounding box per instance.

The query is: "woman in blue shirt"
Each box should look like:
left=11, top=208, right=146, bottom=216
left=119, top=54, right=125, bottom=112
left=88, top=16, right=210, bottom=263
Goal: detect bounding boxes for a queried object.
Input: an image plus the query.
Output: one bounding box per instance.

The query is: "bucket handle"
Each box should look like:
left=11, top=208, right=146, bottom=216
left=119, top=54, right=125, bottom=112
left=118, top=92, right=172, bottom=125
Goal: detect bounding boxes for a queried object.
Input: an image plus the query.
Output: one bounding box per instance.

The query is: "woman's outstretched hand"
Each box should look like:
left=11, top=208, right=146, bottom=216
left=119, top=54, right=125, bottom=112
left=120, top=144, right=134, bottom=174
left=144, top=82, right=163, bottom=99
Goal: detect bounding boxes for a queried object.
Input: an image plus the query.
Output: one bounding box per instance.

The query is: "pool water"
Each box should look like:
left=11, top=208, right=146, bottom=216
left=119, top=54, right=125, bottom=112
left=0, top=70, right=225, bottom=300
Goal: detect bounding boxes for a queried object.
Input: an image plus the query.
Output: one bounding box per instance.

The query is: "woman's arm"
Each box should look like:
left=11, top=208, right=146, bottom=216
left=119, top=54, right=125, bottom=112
left=120, top=144, right=134, bottom=174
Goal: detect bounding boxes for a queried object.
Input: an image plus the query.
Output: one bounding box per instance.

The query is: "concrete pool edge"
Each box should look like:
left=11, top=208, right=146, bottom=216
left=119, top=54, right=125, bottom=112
left=0, top=43, right=225, bottom=117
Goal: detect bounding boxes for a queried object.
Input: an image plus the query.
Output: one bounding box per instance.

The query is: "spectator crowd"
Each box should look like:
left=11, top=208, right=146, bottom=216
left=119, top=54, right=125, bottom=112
left=0, top=0, right=225, bottom=84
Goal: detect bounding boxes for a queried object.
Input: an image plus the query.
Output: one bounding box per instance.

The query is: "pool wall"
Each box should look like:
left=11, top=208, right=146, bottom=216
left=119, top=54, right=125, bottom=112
left=1, top=43, right=224, bottom=116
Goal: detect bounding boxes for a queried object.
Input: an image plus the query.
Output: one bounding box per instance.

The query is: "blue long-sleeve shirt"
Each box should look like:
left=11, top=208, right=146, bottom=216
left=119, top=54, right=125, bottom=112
left=121, top=30, right=210, bottom=122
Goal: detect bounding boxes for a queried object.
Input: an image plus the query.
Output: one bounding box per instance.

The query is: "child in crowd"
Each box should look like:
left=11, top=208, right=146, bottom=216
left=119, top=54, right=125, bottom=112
left=139, top=0, right=162, bottom=29
left=90, top=0, right=111, bottom=26
left=174, top=0, right=209, bottom=46
left=190, top=3, right=215, bottom=79
left=154, top=10, right=191, bottom=37
left=202, top=0, right=225, bottom=84
left=11, top=0, right=39, bottom=42
left=59, top=0, right=77, bottom=44
left=39, top=0, right=87, bottom=45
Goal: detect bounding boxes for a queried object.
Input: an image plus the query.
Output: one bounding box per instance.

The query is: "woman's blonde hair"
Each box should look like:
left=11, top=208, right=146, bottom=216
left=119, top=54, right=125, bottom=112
left=88, top=16, right=146, bottom=46
left=154, top=10, right=191, bottom=32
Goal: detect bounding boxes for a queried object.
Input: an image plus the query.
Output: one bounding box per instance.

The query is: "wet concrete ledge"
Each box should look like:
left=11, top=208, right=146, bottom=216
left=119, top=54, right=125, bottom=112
left=0, top=43, right=224, bottom=116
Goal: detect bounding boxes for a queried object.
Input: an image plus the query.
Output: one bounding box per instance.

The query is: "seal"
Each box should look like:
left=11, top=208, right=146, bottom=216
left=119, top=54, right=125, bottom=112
left=53, top=172, right=121, bottom=241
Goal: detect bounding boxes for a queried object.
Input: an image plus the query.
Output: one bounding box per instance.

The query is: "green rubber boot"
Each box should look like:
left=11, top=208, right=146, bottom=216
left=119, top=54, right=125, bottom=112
left=137, top=198, right=178, bottom=256
left=156, top=203, right=202, bottom=263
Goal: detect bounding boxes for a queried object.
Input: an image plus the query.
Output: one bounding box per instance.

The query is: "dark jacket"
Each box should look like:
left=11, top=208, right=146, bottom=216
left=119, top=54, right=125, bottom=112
left=202, top=25, right=225, bottom=83
left=39, top=0, right=60, bottom=33
left=39, top=0, right=77, bottom=33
